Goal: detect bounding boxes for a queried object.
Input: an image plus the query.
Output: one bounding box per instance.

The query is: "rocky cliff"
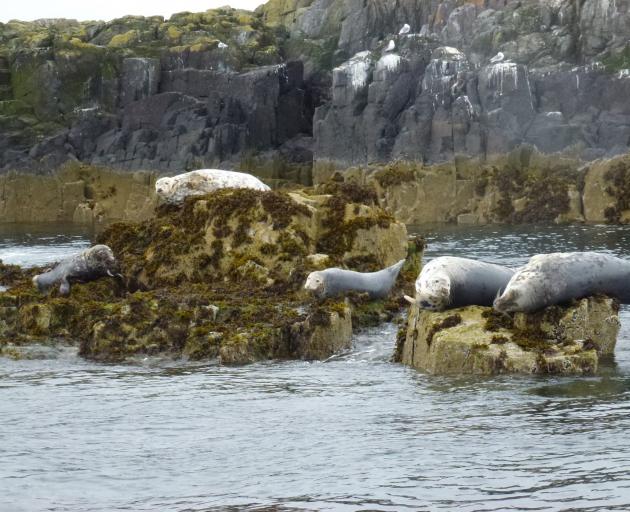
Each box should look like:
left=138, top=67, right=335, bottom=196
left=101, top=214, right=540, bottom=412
left=260, top=0, right=630, bottom=169
left=2, top=1, right=630, bottom=198
left=0, top=10, right=314, bottom=178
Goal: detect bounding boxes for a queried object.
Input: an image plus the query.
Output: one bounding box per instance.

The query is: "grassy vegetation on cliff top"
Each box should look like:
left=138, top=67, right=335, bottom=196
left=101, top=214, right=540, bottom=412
left=0, top=8, right=280, bottom=66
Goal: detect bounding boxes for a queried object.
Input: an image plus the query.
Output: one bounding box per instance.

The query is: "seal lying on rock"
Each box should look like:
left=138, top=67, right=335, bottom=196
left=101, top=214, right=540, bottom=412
left=405, top=256, right=515, bottom=311
left=494, top=252, right=630, bottom=313
left=304, top=260, right=405, bottom=299
left=33, top=245, right=121, bottom=296
left=155, top=169, right=270, bottom=204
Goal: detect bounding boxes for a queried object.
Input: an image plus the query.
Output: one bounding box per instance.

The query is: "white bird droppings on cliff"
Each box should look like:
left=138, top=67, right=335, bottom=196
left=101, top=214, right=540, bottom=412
left=335, top=51, right=372, bottom=89
left=385, top=40, right=395, bottom=52
left=218, top=41, right=228, bottom=49
left=376, top=54, right=402, bottom=73
left=489, top=62, right=519, bottom=95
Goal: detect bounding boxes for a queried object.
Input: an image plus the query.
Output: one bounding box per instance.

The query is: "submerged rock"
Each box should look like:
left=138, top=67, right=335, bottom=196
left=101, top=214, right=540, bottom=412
left=398, top=296, right=619, bottom=375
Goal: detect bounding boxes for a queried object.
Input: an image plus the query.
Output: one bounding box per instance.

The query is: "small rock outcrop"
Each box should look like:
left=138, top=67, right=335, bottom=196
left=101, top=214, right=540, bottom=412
left=398, top=296, right=620, bottom=376
left=315, top=149, right=630, bottom=226
left=0, top=162, right=157, bottom=225
left=0, top=183, right=415, bottom=364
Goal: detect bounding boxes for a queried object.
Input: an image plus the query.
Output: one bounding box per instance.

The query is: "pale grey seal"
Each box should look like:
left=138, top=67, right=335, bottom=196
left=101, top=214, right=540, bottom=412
left=405, top=256, right=515, bottom=311
left=156, top=169, right=270, bottom=204
left=494, top=252, right=630, bottom=313
left=32, top=244, right=121, bottom=296
left=304, top=260, right=405, bottom=299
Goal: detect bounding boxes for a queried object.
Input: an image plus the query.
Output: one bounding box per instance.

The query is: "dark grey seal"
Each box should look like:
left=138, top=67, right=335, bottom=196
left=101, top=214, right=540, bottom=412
left=494, top=252, right=630, bottom=313
left=32, top=244, right=121, bottom=296
left=405, top=256, right=515, bottom=311
left=304, top=260, right=405, bottom=299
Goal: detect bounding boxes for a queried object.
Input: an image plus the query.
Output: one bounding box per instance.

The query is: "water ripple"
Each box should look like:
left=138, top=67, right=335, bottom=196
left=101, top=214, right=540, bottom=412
left=2, top=225, right=630, bottom=511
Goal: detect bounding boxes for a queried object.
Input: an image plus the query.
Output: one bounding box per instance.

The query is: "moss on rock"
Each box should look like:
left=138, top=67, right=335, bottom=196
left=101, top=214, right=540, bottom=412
left=1, top=184, right=412, bottom=364
left=400, top=296, right=619, bottom=376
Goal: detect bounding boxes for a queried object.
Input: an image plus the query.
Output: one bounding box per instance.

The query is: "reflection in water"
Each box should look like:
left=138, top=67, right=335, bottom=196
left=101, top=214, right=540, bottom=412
left=1, top=224, right=630, bottom=511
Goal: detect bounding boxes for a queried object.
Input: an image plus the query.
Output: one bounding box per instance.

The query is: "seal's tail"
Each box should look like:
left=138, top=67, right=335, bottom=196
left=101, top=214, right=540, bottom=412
left=389, top=259, right=406, bottom=276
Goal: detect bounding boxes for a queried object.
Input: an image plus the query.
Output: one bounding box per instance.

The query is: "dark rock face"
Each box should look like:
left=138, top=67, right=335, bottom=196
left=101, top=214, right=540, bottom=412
left=0, top=10, right=314, bottom=176
left=301, top=0, right=630, bottom=168
left=2, top=1, right=630, bottom=177
left=1, top=54, right=313, bottom=173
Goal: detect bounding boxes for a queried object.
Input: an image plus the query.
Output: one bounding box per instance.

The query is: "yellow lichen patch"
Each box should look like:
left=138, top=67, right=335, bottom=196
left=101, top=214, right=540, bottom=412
left=108, top=30, right=140, bottom=48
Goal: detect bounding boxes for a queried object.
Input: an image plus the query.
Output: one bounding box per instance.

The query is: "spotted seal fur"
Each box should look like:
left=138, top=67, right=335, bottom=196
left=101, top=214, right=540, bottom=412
left=155, top=169, right=270, bottom=204
left=33, top=245, right=121, bottom=296
left=405, top=256, right=515, bottom=311
left=494, top=252, right=630, bottom=313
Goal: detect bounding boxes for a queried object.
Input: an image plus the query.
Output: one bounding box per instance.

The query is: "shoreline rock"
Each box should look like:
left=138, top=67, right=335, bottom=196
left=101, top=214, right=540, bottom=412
left=0, top=184, right=418, bottom=364
left=398, top=296, right=620, bottom=376
left=3, top=150, right=630, bottom=228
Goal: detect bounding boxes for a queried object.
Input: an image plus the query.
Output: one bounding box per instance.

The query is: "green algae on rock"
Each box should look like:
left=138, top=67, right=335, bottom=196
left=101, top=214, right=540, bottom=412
left=0, top=187, right=413, bottom=364
left=399, top=296, right=620, bottom=375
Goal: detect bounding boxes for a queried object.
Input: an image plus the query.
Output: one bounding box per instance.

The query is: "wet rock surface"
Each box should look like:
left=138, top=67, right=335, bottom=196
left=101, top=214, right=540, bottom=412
left=0, top=184, right=418, bottom=363
left=398, top=296, right=620, bottom=376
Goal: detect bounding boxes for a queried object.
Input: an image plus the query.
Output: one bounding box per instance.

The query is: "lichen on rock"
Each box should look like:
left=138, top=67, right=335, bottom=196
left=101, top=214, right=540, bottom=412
left=0, top=185, right=413, bottom=364
left=398, top=296, right=619, bottom=375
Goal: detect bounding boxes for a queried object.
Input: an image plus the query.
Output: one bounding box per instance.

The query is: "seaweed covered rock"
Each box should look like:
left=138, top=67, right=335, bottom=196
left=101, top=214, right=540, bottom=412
left=398, top=296, right=619, bottom=376
left=348, top=149, right=587, bottom=225
left=0, top=186, right=414, bottom=363
left=98, top=185, right=407, bottom=289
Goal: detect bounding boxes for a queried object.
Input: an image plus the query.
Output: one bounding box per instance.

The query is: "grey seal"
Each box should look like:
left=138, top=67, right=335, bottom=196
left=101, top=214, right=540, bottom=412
left=304, top=260, right=405, bottom=299
left=156, top=169, right=270, bottom=204
left=32, top=244, right=121, bottom=296
left=494, top=252, right=630, bottom=313
left=405, top=256, right=515, bottom=311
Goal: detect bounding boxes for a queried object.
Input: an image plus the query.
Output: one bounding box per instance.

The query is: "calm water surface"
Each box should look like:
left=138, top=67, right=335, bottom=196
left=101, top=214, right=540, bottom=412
left=1, top=224, right=630, bottom=511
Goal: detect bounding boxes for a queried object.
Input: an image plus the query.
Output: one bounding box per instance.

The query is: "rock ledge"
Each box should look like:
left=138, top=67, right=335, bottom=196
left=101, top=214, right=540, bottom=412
left=398, top=296, right=620, bottom=375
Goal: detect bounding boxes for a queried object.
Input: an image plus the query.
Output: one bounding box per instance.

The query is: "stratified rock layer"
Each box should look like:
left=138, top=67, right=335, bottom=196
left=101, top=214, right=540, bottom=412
left=399, top=296, right=620, bottom=375
left=3, top=0, right=630, bottom=176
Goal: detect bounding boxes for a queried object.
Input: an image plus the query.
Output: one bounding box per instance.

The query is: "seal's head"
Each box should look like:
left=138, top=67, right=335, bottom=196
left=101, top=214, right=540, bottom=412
left=155, top=176, right=176, bottom=202
left=493, top=268, right=540, bottom=313
left=415, top=272, right=450, bottom=311
left=85, top=245, right=120, bottom=277
left=32, top=274, right=43, bottom=292
left=304, top=271, right=327, bottom=298
left=493, top=282, right=535, bottom=313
